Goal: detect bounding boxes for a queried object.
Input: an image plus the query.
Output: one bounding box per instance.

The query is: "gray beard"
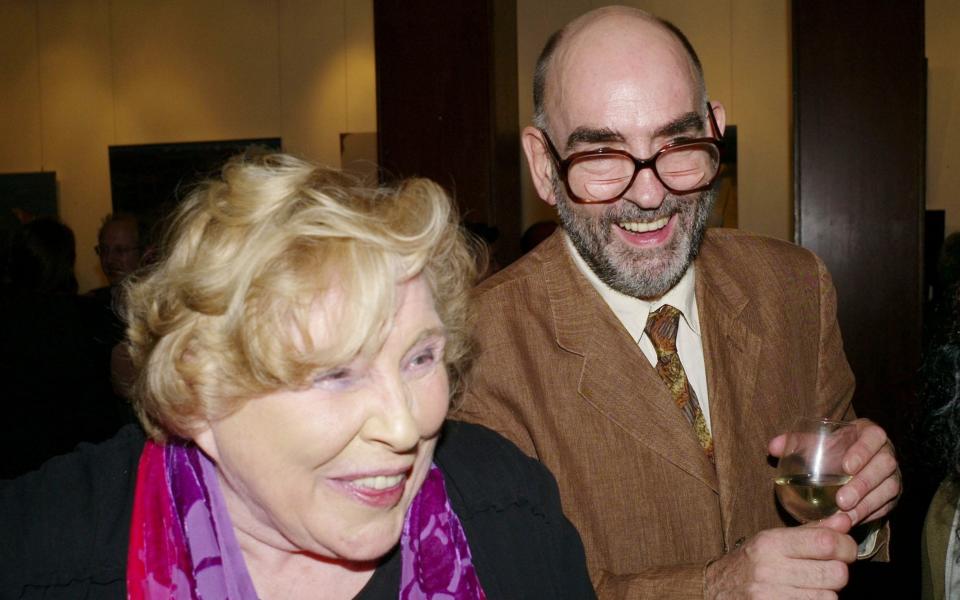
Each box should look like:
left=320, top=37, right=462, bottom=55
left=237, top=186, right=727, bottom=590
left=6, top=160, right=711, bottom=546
left=554, top=178, right=715, bottom=300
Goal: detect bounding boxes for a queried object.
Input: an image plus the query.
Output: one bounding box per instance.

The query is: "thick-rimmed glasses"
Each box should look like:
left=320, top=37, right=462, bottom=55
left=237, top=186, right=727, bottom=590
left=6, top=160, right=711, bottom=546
left=540, top=103, right=724, bottom=203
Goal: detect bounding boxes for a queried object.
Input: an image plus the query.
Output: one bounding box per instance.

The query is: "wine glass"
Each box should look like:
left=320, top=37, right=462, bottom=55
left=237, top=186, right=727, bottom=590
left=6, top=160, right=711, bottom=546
left=774, top=417, right=858, bottom=523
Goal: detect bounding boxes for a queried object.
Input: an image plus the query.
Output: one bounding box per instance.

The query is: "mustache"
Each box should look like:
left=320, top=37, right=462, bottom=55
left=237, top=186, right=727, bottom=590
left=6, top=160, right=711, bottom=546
left=600, top=194, right=689, bottom=223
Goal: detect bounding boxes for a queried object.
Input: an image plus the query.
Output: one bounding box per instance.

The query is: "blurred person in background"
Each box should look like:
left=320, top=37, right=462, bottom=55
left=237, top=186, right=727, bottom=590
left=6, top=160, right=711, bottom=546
left=88, top=212, right=147, bottom=343
left=94, top=213, right=144, bottom=289
left=0, top=217, right=121, bottom=477
left=86, top=213, right=149, bottom=415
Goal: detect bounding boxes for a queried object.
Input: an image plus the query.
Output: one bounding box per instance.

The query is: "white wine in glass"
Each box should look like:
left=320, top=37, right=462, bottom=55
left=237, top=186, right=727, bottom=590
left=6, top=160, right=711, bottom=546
left=774, top=417, right=857, bottom=523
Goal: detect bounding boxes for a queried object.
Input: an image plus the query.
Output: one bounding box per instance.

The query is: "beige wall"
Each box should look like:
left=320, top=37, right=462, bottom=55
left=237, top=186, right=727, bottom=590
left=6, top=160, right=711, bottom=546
left=927, top=0, right=960, bottom=238
left=3, top=1, right=952, bottom=290
left=516, top=0, right=793, bottom=241
left=0, top=0, right=376, bottom=293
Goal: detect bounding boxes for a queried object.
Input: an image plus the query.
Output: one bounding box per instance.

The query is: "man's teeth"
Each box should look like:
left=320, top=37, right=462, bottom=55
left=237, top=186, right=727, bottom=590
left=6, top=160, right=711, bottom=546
left=353, top=474, right=405, bottom=490
left=620, top=216, right=669, bottom=233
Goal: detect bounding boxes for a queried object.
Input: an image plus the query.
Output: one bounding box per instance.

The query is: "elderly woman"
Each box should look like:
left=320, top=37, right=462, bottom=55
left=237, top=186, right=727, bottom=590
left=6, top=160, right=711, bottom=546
left=0, top=153, right=593, bottom=599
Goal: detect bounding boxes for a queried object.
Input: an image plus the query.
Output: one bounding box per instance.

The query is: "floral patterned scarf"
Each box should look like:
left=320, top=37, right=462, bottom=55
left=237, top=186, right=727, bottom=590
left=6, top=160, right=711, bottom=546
left=127, top=440, right=485, bottom=599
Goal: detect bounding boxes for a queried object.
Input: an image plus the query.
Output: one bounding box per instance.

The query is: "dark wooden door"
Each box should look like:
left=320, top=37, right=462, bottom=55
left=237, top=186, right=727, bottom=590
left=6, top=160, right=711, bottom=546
left=374, top=0, right=521, bottom=264
left=793, top=0, right=925, bottom=596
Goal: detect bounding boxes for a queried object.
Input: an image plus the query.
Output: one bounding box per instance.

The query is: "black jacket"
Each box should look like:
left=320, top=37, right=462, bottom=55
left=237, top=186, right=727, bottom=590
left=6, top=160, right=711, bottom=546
left=0, top=421, right=594, bottom=599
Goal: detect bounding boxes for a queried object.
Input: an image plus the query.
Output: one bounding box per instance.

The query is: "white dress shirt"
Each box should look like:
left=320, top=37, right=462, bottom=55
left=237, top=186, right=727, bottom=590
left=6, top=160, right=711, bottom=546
left=564, top=234, right=712, bottom=433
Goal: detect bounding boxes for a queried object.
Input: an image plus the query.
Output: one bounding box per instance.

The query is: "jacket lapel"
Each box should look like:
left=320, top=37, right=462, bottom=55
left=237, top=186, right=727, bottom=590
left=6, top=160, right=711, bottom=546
left=695, top=235, right=767, bottom=535
left=540, top=234, right=719, bottom=492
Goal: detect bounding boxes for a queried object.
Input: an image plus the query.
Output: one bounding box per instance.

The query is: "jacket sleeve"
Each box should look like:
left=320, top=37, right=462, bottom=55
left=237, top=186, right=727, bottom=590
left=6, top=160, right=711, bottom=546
left=813, top=253, right=891, bottom=561
left=593, top=563, right=710, bottom=599
left=813, top=252, right=857, bottom=422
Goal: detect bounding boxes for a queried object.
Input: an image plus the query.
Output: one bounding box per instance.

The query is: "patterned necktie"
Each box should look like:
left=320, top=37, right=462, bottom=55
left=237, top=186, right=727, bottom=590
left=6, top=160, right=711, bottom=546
left=644, top=304, right=715, bottom=463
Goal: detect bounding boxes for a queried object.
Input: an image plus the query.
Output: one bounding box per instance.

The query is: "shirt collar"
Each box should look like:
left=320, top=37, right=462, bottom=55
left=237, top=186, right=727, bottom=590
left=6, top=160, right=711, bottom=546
left=563, top=232, right=701, bottom=342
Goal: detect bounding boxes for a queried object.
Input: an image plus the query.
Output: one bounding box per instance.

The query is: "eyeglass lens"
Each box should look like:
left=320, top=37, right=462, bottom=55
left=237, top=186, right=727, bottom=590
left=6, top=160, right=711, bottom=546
left=569, top=142, right=720, bottom=202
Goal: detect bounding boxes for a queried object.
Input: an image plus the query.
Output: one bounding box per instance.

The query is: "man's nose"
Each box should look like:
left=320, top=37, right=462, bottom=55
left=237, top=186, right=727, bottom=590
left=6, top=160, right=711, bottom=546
left=620, top=167, right=667, bottom=210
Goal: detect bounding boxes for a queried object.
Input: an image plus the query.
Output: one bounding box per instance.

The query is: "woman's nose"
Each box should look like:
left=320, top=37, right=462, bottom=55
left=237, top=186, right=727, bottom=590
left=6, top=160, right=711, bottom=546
left=360, top=377, right=420, bottom=451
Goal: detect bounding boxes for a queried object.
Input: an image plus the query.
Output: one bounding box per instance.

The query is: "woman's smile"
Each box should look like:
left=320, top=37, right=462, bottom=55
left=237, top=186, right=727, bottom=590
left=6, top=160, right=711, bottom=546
left=332, top=470, right=411, bottom=508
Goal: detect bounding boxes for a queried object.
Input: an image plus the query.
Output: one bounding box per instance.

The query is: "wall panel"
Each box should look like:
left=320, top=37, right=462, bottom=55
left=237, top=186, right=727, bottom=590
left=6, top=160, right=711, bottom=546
left=0, top=1, right=43, bottom=171
left=926, top=0, right=960, bottom=236
left=111, top=0, right=281, bottom=144
left=37, top=0, right=115, bottom=288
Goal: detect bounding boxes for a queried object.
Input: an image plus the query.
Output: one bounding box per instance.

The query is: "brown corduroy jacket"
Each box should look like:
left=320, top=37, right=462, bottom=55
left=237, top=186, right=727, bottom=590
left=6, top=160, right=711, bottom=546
left=454, top=228, right=883, bottom=598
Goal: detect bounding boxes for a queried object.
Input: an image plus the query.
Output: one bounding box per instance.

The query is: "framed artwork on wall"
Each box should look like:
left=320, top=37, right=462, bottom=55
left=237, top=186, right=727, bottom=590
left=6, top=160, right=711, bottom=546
left=108, top=137, right=282, bottom=240
left=0, top=172, right=59, bottom=275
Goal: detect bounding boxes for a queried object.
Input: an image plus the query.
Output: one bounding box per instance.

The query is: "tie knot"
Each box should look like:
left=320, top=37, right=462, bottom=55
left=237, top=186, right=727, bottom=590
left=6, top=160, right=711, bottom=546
left=645, top=304, right=681, bottom=357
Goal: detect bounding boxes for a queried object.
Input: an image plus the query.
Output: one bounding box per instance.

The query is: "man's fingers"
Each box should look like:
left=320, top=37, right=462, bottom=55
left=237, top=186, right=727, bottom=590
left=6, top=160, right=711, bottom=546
left=742, top=529, right=854, bottom=590
left=769, top=433, right=787, bottom=457
left=843, top=475, right=901, bottom=524
left=752, top=526, right=857, bottom=562
left=720, top=584, right=840, bottom=600
left=810, top=512, right=852, bottom=534
left=836, top=449, right=899, bottom=512
left=752, top=559, right=850, bottom=592
left=706, top=527, right=857, bottom=599
left=858, top=498, right=897, bottom=524
left=841, top=419, right=888, bottom=474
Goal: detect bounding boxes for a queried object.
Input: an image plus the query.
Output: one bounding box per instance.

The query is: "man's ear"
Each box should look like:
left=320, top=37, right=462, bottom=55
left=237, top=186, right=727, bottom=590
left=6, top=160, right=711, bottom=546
left=521, top=126, right=560, bottom=207
left=709, top=100, right=727, bottom=137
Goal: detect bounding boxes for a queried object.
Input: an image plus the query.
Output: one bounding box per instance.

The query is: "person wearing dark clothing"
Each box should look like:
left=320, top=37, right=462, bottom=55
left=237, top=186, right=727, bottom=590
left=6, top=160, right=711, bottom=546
left=0, top=422, right=593, bottom=599
left=0, top=218, right=126, bottom=478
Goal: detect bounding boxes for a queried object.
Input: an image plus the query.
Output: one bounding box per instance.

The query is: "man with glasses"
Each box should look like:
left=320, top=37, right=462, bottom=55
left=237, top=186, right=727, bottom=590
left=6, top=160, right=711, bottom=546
left=455, top=6, right=899, bottom=598
left=94, top=213, right=144, bottom=289
left=87, top=212, right=147, bottom=398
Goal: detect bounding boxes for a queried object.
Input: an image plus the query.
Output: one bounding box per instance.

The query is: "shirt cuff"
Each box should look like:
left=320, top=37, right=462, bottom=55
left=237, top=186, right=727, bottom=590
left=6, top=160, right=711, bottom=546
left=856, top=520, right=882, bottom=559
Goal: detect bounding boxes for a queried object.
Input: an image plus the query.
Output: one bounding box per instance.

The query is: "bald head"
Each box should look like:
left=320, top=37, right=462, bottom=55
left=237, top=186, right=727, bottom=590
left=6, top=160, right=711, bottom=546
left=532, top=7, right=706, bottom=132
left=520, top=6, right=724, bottom=301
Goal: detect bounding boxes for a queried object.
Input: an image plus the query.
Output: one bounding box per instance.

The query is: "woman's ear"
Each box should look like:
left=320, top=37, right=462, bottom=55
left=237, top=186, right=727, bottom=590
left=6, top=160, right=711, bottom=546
left=191, top=423, right=220, bottom=462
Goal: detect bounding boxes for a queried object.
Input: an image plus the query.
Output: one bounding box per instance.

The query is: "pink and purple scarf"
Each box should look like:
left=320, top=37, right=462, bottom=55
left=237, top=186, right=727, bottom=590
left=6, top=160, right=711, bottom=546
left=127, top=440, right=485, bottom=599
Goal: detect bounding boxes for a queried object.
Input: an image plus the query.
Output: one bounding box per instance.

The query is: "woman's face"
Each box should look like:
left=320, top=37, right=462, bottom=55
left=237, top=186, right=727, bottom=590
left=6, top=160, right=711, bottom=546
left=192, top=275, right=449, bottom=562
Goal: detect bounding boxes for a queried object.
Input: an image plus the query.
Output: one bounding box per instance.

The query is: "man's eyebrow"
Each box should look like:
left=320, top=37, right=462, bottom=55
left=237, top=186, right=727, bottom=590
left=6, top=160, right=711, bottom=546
left=563, top=112, right=706, bottom=151
left=653, top=112, right=704, bottom=139
left=565, top=127, right=625, bottom=151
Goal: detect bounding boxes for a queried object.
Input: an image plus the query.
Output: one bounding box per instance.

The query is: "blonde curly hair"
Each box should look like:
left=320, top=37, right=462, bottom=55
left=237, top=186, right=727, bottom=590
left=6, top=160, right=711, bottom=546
left=123, top=153, right=479, bottom=441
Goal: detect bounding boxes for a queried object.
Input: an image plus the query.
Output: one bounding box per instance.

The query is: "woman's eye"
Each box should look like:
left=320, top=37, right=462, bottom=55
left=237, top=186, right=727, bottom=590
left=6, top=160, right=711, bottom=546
left=411, top=349, right=436, bottom=367
left=405, top=342, right=444, bottom=374
left=313, top=368, right=358, bottom=391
